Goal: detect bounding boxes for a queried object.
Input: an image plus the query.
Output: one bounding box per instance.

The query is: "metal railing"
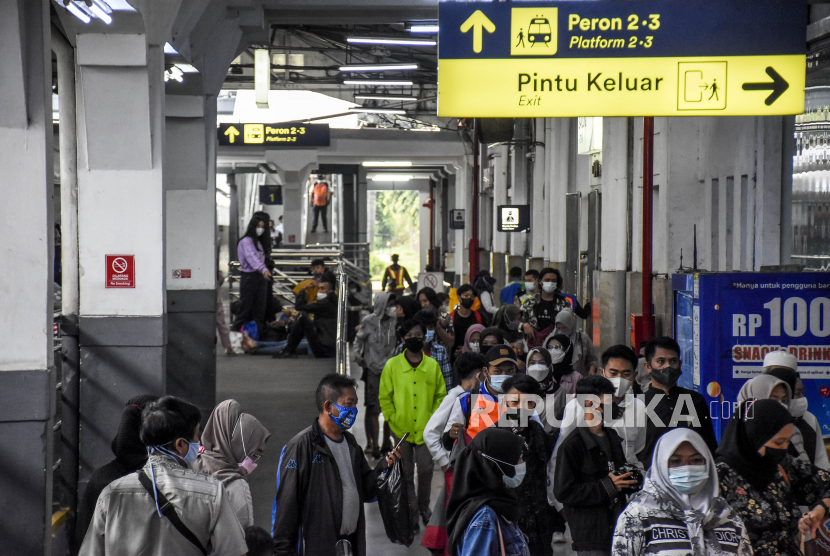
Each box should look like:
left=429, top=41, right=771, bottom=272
left=229, top=245, right=372, bottom=311
left=335, top=261, right=349, bottom=375
left=791, top=254, right=830, bottom=271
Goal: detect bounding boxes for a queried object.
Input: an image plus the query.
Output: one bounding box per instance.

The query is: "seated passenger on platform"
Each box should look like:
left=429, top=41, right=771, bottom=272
left=275, top=271, right=338, bottom=358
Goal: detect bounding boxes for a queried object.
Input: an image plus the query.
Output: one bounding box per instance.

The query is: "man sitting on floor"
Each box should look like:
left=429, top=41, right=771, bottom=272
left=275, top=271, right=338, bottom=358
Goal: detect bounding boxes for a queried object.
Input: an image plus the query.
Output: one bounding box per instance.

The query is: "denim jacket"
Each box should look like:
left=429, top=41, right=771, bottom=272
left=456, top=505, right=530, bottom=556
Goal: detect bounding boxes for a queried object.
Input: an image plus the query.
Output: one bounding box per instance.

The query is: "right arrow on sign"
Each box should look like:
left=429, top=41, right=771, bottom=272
left=742, top=67, right=789, bottom=106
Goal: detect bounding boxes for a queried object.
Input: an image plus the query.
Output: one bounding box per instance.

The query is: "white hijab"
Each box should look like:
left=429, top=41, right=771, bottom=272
left=554, top=308, right=581, bottom=363
left=737, top=374, right=790, bottom=405
left=638, top=429, right=730, bottom=556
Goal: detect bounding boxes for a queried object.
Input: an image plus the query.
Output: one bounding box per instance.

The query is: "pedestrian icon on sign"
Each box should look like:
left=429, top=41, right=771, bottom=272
left=516, top=29, right=525, bottom=48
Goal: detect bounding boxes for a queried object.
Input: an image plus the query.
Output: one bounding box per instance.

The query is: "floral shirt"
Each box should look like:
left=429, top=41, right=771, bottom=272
left=716, top=456, right=830, bottom=556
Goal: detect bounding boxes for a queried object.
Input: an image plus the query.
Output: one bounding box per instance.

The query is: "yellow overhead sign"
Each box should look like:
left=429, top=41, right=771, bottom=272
left=439, top=56, right=805, bottom=118
left=437, top=1, right=806, bottom=117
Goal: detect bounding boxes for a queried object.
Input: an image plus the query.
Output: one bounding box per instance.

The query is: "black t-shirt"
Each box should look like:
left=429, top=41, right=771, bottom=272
left=533, top=298, right=558, bottom=331
left=452, top=310, right=481, bottom=353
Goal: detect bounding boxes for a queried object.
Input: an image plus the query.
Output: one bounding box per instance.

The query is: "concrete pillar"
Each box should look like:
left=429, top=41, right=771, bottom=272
left=454, top=161, right=471, bottom=284
left=491, top=145, right=509, bottom=295
left=530, top=118, right=549, bottom=259
left=228, top=174, right=240, bottom=260
left=266, top=150, right=318, bottom=246
left=600, top=118, right=630, bottom=272
left=76, top=34, right=168, bottom=489
left=164, top=91, right=217, bottom=422
left=510, top=120, right=530, bottom=256
left=419, top=190, right=430, bottom=274
left=549, top=118, right=572, bottom=263
left=0, top=2, right=55, bottom=553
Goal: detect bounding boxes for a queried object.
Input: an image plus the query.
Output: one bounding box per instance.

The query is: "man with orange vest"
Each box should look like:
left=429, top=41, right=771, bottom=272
left=310, top=175, right=331, bottom=233
left=440, top=345, right=541, bottom=448
left=381, top=254, right=413, bottom=292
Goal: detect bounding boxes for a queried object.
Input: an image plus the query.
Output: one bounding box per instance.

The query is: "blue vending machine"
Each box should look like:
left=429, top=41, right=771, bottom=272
left=673, top=273, right=830, bottom=447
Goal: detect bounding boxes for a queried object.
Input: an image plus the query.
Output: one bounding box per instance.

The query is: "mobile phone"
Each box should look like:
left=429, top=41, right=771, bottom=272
left=393, top=432, right=410, bottom=451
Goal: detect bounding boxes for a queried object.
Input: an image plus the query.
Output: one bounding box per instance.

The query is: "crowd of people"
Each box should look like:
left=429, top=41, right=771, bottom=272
left=86, top=253, right=829, bottom=556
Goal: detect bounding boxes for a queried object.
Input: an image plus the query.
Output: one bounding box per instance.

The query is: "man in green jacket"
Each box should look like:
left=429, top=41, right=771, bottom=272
left=379, top=318, right=447, bottom=530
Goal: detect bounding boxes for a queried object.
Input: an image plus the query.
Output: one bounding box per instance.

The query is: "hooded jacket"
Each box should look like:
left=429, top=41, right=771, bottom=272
left=74, top=397, right=157, bottom=553
left=271, top=419, right=387, bottom=556
left=353, top=291, right=397, bottom=373
left=613, top=429, right=751, bottom=556
left=554, top=308, right=598, bottom=377
left=541, top=331, right=583, bottom=394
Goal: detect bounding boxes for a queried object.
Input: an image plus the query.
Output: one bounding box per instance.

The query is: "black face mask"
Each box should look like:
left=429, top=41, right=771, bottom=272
left=650, top=365, right=682, bottom=387
left=404, top=337, right=424, bottom=353
left=760, top=446, right=789, bottom=466
left=460, top=298, right=474, bottom=309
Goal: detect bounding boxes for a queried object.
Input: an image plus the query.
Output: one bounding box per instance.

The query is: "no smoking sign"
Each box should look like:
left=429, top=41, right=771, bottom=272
left=106, top=255, right=135, bottom=288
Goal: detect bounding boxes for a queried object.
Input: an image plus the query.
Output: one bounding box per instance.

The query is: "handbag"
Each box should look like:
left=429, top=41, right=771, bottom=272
left=136, top=470, right=208, bottom=555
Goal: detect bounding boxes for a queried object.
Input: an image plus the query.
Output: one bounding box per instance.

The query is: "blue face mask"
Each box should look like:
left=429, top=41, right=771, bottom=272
left=425, top=330, right=435, bottom=343
left=328, top=402, right=358, bottom=430
left=668, top=465, right=709, bottom=494
left=153, top=439, right=201, bottom=469
left=481, top=453, right=526, bottom=488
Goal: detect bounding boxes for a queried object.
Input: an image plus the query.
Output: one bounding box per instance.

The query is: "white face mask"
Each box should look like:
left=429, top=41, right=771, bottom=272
left=524, top=281, right=535, bottom=291
left=385, top=307, right=397, bottom=318
left=607, top=377, right=631, bottom=397
left=527, top=364, right=550, bottom=381
left=790, top=396, right=809, bottom=418
left=317, top=292, right=328, bottom=301
left=255, top=227, right=265, bottom=236
left=541, top=282, right=557, bottom=293
left=488, top=373, right=508, bottom=393
left=469, top=342, right=480, bottom=353
left=441, top=304, right=451, bottom=313
left=548, top=347, right=566, bottom=364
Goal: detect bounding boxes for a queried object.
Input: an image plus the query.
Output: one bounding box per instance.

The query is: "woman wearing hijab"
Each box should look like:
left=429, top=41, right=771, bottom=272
left=554, top=308, right=598, bottom=376
left=542, top=332, right=582, bottom=394
left=494, top=304, right=524, bottom=352
left=74, top=395, right=159, bottom=553
left=738, top=373, right=830, bottom=470
left=613, top=429, right=751, bottom=556
left=526, top=347, right=569, bottom=433
left=194, top=399, right=270, bottom=528
left=716, top=398, right=830, bottom=556
left=446, top=428, right=530, bottom=556
left=461, top=323, right=486, bottom=354
left=479, top=327, right=505, bottom=350
left=473, top=270, right=498, bottom=317
left=763, top=357, right=830, bottom=470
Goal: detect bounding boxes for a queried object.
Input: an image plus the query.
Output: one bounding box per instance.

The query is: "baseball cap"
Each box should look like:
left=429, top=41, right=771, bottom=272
left=763, top=350, right=798, bottom=371
left=485, top=344, right=518, bottom=366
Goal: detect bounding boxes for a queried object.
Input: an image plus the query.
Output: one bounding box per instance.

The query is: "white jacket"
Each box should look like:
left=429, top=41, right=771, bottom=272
left=423, top=385, right=465, bottom=468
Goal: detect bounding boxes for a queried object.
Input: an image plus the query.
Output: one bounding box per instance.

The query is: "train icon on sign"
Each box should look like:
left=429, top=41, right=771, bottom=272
left=528, top=18, right=552, bottom=46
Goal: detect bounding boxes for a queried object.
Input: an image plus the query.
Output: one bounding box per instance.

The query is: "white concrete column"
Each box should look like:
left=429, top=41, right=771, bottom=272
left=454, top=161, right=471, bottom=283
left=0, top=1, right=55, bottom=553
left=600, top=118, right=629, bottom=271
left=548, top=118, right=572, bottom=263
left=76, top=35, right=168, bottom=484
left=265, top=149, right=318, bottom=246
left=419, top=190, right=430, bottom=273
left=510, top=120, right=530, bottom=255
left=492, top=145, right=509, bottom=254
left=530, top=119, right=548, bottom=258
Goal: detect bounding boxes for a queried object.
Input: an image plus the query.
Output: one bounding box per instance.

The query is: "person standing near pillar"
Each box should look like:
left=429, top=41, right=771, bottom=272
left=232, top=216, right=271, bottom=335
left=310, top=174, right=331, bottom=233
left=382, top=254, right=413, bottom=293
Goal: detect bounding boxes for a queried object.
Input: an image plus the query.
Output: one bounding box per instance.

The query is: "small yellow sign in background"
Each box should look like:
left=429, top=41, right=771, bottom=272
left=511, top=7, right=558, bottom=56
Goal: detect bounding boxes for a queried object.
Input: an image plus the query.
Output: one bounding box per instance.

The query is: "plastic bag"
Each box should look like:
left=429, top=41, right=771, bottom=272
left=228, top=332, right=244, bottom=354
left=376, top=458, right=413, bottom=546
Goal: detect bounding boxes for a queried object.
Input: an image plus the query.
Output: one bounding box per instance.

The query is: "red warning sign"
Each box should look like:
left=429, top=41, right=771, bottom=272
left=106, top=255, right=135, bottom=288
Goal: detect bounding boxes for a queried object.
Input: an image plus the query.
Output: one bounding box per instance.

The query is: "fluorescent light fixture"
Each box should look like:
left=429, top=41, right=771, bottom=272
left=347, top=37, right=436, bottom=46
left=340, top=64, right=418, bottom=72
left=91, top=0, right=113, bottom=13
left=254, top=49, right=270, bottom=109
left=164, top=42, right=179, bottom=55
left=175, top=63, right=199, bottom=73
left=63, top=2, right=91, bottom=23
left=164, top=66, right=184, bottom=83
left=89, top=4, right=112, bottom=24
left=349, top=107, right=406, bottom=115
left=355, top=94, right=418, bottom=101
left=363, top=161, right=413, bottom=167
left=344, top=80, right=413, bottom=86
left=409, top=25, right=439, bottom=33
left=371, top=174, right=414, bottom=181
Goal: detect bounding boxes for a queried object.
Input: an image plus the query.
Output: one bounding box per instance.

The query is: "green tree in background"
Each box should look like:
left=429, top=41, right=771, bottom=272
left=372, top=190, right=420, bottom=282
